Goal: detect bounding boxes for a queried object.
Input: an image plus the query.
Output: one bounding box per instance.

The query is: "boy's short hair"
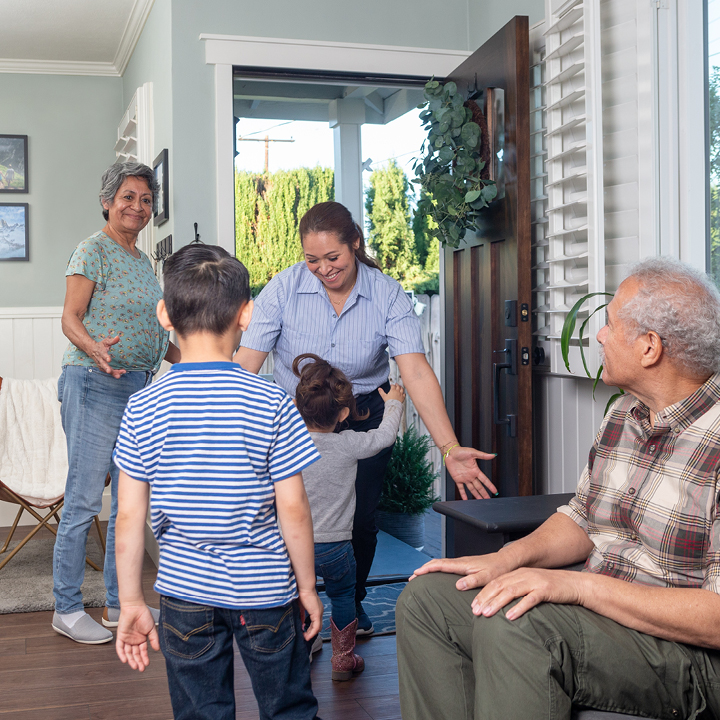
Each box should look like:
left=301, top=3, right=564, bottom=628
left=162, top=244, right=251, bottom=336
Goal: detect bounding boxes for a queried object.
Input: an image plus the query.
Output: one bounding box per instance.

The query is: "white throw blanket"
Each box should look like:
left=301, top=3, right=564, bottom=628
left=0, top=377, right=68, bottom=504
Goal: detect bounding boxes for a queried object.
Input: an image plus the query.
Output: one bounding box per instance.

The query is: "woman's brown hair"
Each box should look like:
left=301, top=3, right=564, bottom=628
left=298, top=201, right=381, bottom=271
left=292, top=353, right=369, bottom=430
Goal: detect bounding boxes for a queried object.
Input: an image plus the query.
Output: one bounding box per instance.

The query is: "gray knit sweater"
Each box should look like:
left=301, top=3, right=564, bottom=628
left=305, top=399, right=403, bottom=543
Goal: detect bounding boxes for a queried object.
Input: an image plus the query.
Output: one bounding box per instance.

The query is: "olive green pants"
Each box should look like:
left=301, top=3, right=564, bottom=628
left=396, top=573, right=720, bottom=720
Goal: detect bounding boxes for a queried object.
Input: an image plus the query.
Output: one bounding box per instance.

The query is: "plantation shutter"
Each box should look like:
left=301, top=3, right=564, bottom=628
left=114, top=83, right=154, bottom=259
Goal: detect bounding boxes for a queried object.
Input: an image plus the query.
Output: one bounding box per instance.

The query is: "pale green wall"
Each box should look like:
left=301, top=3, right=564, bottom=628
left=0, top=73, right=122, bottom=307
left=0, top=0, right=545, bottom=308
left=167, top=0, right=545, bottom=250
left=122, top=0, right=175, bottom=244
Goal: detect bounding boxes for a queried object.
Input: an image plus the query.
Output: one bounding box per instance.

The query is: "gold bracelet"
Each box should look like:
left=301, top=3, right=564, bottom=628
left=438, top=440, right=456, bottom=453
left=442, top=443, right=459, bottom=465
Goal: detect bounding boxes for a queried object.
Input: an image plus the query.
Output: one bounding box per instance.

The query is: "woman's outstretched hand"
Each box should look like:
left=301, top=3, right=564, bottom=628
left=445, top=446, right=497, bottom=500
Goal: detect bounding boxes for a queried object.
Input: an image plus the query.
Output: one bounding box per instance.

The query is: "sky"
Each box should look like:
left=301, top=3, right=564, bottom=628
left=234, top=109, right=428, bottom=220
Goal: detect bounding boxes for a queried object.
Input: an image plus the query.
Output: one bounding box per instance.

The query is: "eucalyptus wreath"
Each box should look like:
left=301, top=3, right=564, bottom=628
left=413, top=79, right=497, bottom=247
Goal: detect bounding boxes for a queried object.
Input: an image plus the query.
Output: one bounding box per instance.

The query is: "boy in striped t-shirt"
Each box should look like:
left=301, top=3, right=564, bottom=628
left=112, top=244, right=323, bottom=720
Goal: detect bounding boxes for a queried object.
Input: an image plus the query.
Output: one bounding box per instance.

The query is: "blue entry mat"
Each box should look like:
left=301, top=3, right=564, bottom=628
left=318, top=582, right=406, bottom=639
left=368, top=530, right=431, bottom=583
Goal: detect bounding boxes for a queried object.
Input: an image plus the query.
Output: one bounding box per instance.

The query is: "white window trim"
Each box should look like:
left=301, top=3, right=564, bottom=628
left=199, top=34, right=471, bottom=253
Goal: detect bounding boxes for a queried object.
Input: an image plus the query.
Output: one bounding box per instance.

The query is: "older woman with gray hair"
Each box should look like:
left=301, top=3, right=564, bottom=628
left=52, top=162, right=180, bottom=645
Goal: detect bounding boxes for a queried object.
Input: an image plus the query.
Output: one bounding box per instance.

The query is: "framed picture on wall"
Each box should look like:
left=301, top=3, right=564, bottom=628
left=0, top=135, right=28, bottom=193
left=0, top=203, right=29, bottom=260
left=153, top=149, right=169, bottom=226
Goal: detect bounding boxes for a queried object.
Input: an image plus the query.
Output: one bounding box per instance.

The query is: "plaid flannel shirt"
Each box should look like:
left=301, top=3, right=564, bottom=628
left=558, top=373, right=720, bottom=594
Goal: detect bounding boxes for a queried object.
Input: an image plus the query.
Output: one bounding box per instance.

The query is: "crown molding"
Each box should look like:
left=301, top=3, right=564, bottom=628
left=114, top=0, right=155, bottom=76
left=0, top=0, right=154, bottom=78
left=0, top=58, right=119, bottom=77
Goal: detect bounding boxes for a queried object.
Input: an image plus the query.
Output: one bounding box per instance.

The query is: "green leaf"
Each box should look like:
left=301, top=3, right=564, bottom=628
left=577, top=302, right=609, bottom=378
left=560, top=292, right=614, bottom=374
left=451, top=108, right=465, bottom=128
left=444, top=81, right=457, bottom=96
left=427, top=80, right=440, bottom=89
left=604, top=390, right=625, bottom=417
left=438, top=146, right=454, bottom=163
left=481, top=184, right=497, bottom=201
left=592, top=365, right=603, bottom=400
left=439, top=122, right=450, bottom=134
left=465, top=190, right=482, bottom=203
left=416, top=102, right=427, bottom=109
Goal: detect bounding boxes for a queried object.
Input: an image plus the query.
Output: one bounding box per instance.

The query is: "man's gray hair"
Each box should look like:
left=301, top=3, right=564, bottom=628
left=99, top=162, right=159, bottom=220
left=619, top=257, right=720, bottom=376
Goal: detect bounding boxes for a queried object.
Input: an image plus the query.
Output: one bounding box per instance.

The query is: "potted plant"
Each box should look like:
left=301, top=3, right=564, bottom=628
left=375, top=426, right=439, bottom=550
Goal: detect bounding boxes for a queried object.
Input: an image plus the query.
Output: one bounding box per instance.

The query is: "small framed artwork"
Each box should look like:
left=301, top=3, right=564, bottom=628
left=153, top=149, right=169, bottom=226
left=0, top=203, right=29, bottom=260
left=0, top=135, right=28, bottom=193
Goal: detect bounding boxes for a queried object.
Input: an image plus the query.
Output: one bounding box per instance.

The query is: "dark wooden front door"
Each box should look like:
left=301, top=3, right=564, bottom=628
left=443, top=17, right=532, bottom=504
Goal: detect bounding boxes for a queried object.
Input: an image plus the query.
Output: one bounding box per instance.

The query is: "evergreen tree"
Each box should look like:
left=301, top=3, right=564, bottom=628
left=366, top=160, right=418, bottom=279
left=235, top=167, right=334, bottom=294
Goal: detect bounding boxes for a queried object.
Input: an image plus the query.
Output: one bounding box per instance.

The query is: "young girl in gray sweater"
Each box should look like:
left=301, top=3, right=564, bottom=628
left=292, top=353, right=404, bottom=681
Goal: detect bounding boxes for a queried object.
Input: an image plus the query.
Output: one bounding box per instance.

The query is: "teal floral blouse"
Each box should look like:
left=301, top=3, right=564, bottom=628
left=62, top=231, right=169, bottom=373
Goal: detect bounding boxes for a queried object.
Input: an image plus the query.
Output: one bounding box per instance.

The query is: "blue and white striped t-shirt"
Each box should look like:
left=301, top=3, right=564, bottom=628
left=113, top=361, right=320, bottom=609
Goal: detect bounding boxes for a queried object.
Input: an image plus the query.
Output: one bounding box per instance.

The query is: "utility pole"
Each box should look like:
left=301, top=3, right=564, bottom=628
left=236, top=135, right=295, bottom=172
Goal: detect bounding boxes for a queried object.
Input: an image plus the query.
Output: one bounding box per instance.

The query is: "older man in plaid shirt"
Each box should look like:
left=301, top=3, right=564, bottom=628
left=397, top=258, right=720, bottom=720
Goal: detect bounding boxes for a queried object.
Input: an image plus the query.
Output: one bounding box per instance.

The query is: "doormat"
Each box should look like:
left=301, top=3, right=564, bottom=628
left=318, top=582, right=406, bottom=640
left=0, top=537, right=106, bottom=614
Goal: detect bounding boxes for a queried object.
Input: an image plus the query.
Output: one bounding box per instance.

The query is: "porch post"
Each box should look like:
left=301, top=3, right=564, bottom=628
left=329, top=98, right=365, bottom=223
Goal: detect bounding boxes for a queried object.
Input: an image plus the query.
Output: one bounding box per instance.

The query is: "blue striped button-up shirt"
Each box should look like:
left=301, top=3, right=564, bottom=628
left=240, top=260, right=425, bottom=396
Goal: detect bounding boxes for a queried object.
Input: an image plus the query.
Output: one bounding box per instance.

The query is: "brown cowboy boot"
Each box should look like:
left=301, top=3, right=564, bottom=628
left=330, top=618, right=365, bottom=681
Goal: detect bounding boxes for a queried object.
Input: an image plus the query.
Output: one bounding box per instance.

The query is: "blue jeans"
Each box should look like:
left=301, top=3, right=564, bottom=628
left=159, top=596, right=320, bottom=720
left=314, top=541, right=356, bottom=630
left=53, top=365, right=151, bottom=614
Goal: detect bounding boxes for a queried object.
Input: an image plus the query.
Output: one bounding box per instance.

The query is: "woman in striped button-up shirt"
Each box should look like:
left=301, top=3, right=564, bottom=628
left=235, top=201, right=496, bottom=632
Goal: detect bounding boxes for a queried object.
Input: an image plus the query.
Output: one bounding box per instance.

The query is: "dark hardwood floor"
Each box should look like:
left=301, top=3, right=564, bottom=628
left=0, top=524, right=401, bottom=720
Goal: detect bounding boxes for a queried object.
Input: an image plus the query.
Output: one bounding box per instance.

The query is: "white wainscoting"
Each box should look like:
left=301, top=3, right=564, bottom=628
left=0, top=306, right=66, bottom=381
left=533, top=372, right=616, bottom=496
left=0, top=306, right=114, bottom=527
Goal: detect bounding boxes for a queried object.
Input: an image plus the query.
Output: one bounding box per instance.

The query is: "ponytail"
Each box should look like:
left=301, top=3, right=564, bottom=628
left=292, top=353, right=369, bottom=430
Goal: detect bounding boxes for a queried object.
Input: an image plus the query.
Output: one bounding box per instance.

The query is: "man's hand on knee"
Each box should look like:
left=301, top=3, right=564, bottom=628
left=409, top=553, right=517, bottom=591
left=470, top=568, right=586, bottom=620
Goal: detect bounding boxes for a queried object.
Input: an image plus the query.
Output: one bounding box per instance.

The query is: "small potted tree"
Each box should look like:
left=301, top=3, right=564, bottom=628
left=375, top=426, right=439, bottom=550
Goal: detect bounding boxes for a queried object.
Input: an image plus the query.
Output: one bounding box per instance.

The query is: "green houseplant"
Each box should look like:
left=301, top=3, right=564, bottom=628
left=413, top=79, right=497, bottom=248
left=376, top=426, right=439, bottom=550
left=560, top=292, right=624, bottom=414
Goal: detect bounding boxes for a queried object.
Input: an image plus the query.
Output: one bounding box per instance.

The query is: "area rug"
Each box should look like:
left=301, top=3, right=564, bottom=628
left=317, top=582, right=406, bottom=640
left=0, top=537, right=106, bottom=614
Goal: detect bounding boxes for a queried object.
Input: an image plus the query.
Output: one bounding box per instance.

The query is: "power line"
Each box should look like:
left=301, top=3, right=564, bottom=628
left=237, top=120, right=293, bottom=139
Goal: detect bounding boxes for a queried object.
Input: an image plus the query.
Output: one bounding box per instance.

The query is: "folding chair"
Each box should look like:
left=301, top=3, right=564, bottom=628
left=0, top=375, right=106, bottom=572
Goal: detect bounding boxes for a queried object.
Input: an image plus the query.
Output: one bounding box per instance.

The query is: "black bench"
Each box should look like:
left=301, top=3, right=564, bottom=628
left=434, top=492, right=575, bottom=557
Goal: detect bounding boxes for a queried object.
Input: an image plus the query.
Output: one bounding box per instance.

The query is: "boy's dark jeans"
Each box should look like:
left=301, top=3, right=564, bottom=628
left=159, top=595, right=320, bottom=720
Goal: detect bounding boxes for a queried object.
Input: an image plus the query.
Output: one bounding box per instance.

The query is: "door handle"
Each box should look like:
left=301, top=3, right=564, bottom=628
left=493, top=338, right=517, bottom=437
